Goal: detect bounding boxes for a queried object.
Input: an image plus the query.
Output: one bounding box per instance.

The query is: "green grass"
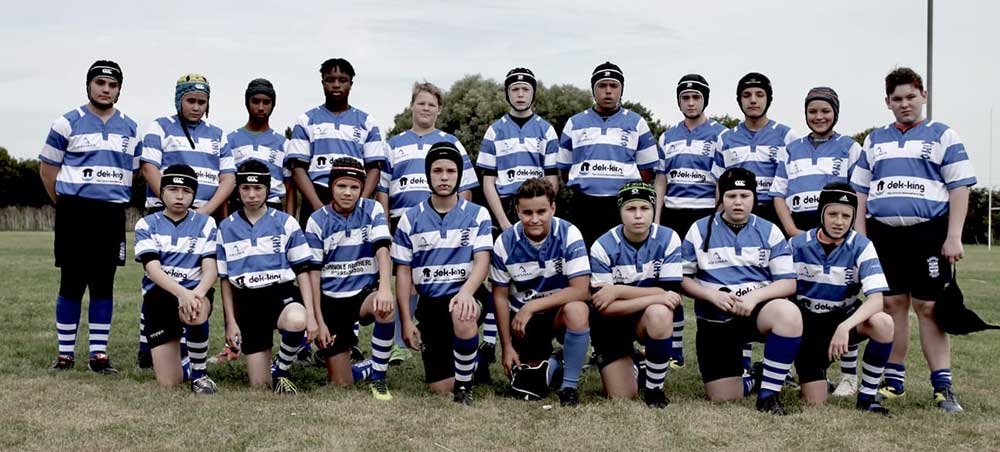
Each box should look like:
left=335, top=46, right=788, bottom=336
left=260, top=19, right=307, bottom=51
left=2, top=231, right=999, bottom=451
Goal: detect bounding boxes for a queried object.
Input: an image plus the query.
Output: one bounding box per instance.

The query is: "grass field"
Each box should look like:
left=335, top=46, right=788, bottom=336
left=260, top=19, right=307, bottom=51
left=2, top=231, right=1000, bottom=452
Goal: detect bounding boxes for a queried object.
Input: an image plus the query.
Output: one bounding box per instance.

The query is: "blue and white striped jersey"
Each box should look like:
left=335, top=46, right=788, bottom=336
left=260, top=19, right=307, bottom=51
left=224, top=128, right=288, bottom=202
left=712, top=120, right=798, bottom=203
left=378, top=129, right=478, bottom=218
left=477, top=114, right=559, bottom=197
left=789, top=229, right=888, bottom=314
left=286, top=106, right=387, bottom=187
left=557, top=108, right=658, bottom=197
left=490, top=217, right=590, bottom=312
left=681, top=213, right=795, bottom=322
left=656, top=120, right=726, bottom=209
left=134, top=211, right=217, bottom=295
left=590, top=225, right=683, bottom=288
left=849, top=121, right=976, bottom=227
left=39, top=106, right=141, bottom=203
left=391, top=199, right=492, bottom=299
left=216, top=208, right=312, bottom=289
left=141, top=115, right=234, bottom=208
left=305, top=198, right=391, bottom=299
left=770, top=134, right=861, bottom=214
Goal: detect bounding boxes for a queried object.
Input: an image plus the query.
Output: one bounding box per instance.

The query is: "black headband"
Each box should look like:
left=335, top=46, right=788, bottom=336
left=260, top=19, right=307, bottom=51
left=161, top=173, right=198, bottom=194
left=87, top=65, right=123, bottom=85
left=236, top=171, right=270, bottom=188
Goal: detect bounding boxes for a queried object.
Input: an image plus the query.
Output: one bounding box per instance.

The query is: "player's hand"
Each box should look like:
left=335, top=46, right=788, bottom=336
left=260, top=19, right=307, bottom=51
left=591, top=284, right=617, bottom=311
left=512, top=307, right=533, bottom=338
left=375, top=288, right=395, bottom=316
left=225, top=324, right=242, bottom=353
left=401, top=320, right=422, bottom=352
left=306, top=317, right=319, bottom=342
left=315, top=322, right=334, bottom=350
left=942, top=236, right=964, bottom=264
left=730, top=294, right=757, bottom=317
left=501, top=345, right=521, bottom=378
left=449, top=291, right=479, bottom=322
left=499, top=219, right=513, bottom=231
left=194, top=206, right=212, bottom=215
left=707, top=291, right=735, bottom=313
left=787, top=227, right=805, bottom=237
left=828, top=324, right=851, bottom=361
left=662, top=291, right=682, bottom=310
left=177, top=290, right=199, bottom=322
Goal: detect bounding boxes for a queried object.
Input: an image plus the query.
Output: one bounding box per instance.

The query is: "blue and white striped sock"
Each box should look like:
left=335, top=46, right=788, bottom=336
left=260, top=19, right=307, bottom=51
left=453, top=335, right=479, bottom=384
left=55, top=295, right=81, bottom=358
left=742, top=343, right=753, bottom=372
left=858, top=339, right=892, bottom=403
left=187, top=321, right=210, bottom=380
left=276, top=329, right=304, bottom=377
left=644, top=337, right=671, bottom=391
left=669, top=305, right=685, bottom=362
left=138, top=302, right=150, bottom=354
left=758, top=332, right=801, bottom=400
left=930, top=368, right=953, bottom=393
left=370, top=320, right=394, bottom=381
left=840, top=344, right=859, bottom=377
left=883, top=362, right=905, bottom=392
left=88, top=298, right=113, bottom=357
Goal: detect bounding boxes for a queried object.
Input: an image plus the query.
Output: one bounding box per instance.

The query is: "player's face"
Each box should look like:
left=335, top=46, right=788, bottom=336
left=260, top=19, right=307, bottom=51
left=410, top=91, right=441, bottom=130
left=516, top=195, right=554, bottom=240
left=247, top=94, right=274, bottom=122
left=88, top=76, right=120, bottom=109
left=821, top=203, right=854, bottom=239
left=594, top=80, right=622, bottom=111
left=180, top=92, right=208, bottom=123
left=620, top=200, right=654, bottom=238
left=740, top=88, right=767, bottom=119
left=331, top=178, right=362, bottom=213
left=322, top=67, right=352, bottom=103
left=162, top=185, right=194, bottom=214
left=721, top=190, right=754, bottom=223
left=507, top=83, right=534, bottom=111
left=885, top=83, right=926, bottom=125
left=239, top=183, right=267, bottom=210
left=678, top=91, right=705, bottom=119
left=429, top=160, right=459, bottom=196
left=806, top=100, right=835, bottom=136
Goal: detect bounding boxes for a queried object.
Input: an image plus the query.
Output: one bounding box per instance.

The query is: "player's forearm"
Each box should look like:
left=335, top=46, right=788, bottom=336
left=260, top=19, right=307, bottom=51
left=292, top=167, right=322, bottom=209
left=144, top=261, right=192, bottom=298
left=681, top=276, right=717, bottom=301
left=194, top=258, right=218, bottom=294
left=283, top=180, right=297, bottom=214
left=396, top=265, right=415, bottom=322
left=773, top=197, right=798, bottom=234
left=309, top=270, right=324, bottom=323
left=745, top=279, right=796, bottom=304
left=840, top=292, right=885, bottom=333
left=363, top=168, right=380, bottom=199
left=375, top=192, right=390, bottom=225
left=295, top=271, right=314, bottom=319
left=601, top=294, right=665, bottom=316
left=528, top=276, right=590, bottom=313
left=375, top=247, right=392, bottom=291
left=201, top=174, right=234, bottom=213
left=39, top=162, right=59, bottom=204
left=653, top=173, right=666, bottom=224
left=946, top=186, right=970, bottom=239
left=482, top=176, right=508, bottom=225
left=142, top=162, right=162, bottom=197
left=220, top=279, right=237, bottom=326
left=854, top=193, right=868, bottom=234
left=614, top=284, right=666, bottom=300
left=493, top=287, right=514, bottom=349
left=458, top=252, right=490, bottom=296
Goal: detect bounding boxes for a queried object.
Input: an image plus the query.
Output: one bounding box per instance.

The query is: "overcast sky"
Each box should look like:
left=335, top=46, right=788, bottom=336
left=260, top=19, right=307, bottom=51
left=2, top=0, right=998, bottom=183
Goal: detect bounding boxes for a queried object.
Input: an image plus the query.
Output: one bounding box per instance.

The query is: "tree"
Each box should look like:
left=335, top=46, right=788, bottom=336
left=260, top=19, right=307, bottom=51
left=851, top=127, right=877, bottom=145
left=0, top=147, right=49, bottom=207
left=710, top=114, right=741, bottom=129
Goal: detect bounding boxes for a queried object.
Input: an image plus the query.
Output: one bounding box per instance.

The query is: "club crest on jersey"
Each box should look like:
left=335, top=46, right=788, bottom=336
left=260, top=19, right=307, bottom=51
left=460, top=228, right=471, bottom=247
left=768, top=146, right=779, bottom=163
left=844, top=267, right=855, bottom=283
left=920, top=140, right=934, bottom=160
left=758, top=249, right=768, bottom=267
left=831, top=158, right=844, bottom=176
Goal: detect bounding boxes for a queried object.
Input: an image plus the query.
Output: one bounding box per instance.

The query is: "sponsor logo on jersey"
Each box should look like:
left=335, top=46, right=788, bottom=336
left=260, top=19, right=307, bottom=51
left=708, top=252, right=727, bottom=265
left=579, top=162, right=624, bottom=176
left=875, top=179, right=926, bottom=196
left=194, top=169, right=219, bottom=184
left=423, top=266, right=468, bottom=283
left=668, top=169, right=707, bottom=183
left=506, top=167, right=543, bottom=181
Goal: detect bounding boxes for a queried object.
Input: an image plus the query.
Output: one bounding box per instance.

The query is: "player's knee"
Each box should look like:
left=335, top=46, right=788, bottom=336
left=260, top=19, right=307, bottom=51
left=866, top=312, right=894, bottom=342
left=911, top=299, right=936, bottom=320
left=768, top=299, right=802, bottom=335
left=562, top=301, right=589, bottom=330
left=883, top=295, right=909, bottom=315
left=375, top=308, right=395, bottom=323
left=451, top=317, right=478, bottom=338
left=282, top=305, right=308, bottom=332
left=641, top=304, right=673, bottom=339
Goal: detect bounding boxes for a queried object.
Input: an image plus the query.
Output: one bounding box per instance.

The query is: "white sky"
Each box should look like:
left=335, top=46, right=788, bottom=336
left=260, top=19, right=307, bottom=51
left=2, top=0, right=998, bottom=183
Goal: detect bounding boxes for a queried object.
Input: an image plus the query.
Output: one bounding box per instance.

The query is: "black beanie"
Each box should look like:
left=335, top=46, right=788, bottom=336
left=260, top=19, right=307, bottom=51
left=737, top=72, right=773, bottom=115
left=425, top=142, right=463, bottom=195
left=245, top=78, right=276, bottom=106
left=677, top=73, right=710, bottom=108
left=817, top=182, right=857, bottom=238
left=717, top=167, right=757, bottom=205
left=591, top=61, right=624, bottom=96
left=328, top=157, right=366, bottom=186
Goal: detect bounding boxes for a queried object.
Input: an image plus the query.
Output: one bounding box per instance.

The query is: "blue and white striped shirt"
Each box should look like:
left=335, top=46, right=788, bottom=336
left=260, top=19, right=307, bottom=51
left=224, top=128, right=288, bottom=203
left=770, top=134, right=861, bottom=214
left=713, top=120, right=798, bottom=203
left=39, top=106, right=141, bottom=203
left=141, top=116, right=234, bottom=208
left=216, top=208, right=312, bottom=289
left=557, top=108, right=658, bottom=197
left=378, top=130, right=478, bottom=218
left=286, top=106, right=387, bottom=187
left=490, top=217, right=590, bottom=312
left=682, top=213, right=795, bottom=322
left=590, top=225, right=683, bottom=288
left=850, top=121, right=976, bottom=226
left=789, top=229, right=888, bottom=314
left=477, top=114, right=559, bottom=197
left=305, top=199, right=391, bottom=299
left=656, top=120, right=726, bottom=209
left=391, top=199, right=492, bottom=299
left=134, top=211, right=217, bottom=295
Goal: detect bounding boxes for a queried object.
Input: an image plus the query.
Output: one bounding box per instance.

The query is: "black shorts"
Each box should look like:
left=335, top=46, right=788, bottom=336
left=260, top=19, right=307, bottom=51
left=590, top=307, right=644, bottom=369
left=794, top=303, right=866, bottom=384
left=414, top=294, right=485, bottom=384
left=54, top=195, right=126, bottom=268
left=791, top=211, right=820, bottom=232
left=232, top=282, right=304, bottom=355
left=142, top=286, right=215, bottom=349
left=695, top=301, right=771, bottom=383
left=567, top=189, right=620, bottom=247
left=753, top=200, right=780, bottom=230
left=867, top=216, right=950, bottom=299
left=510, top=308, right=561, bottom=364
left=660, top=207, right=716, bottom=238
left=298, top=182, right=333, bottom=230
left=318, top=286, right=377, bottom=356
